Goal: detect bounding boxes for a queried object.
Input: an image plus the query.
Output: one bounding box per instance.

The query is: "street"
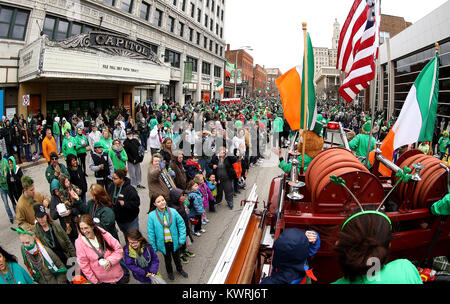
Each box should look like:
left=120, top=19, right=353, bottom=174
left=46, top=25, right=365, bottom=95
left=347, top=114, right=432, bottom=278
left=0, top=147, right=281, bottom=284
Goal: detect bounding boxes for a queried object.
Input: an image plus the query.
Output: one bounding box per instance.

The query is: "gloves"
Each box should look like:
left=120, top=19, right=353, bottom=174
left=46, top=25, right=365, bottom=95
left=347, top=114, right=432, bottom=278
left=159, top=160, right=165, bottom=170
left=169, top=168, right=175, bottom=177
left=116, top=152, right=122, bottom=159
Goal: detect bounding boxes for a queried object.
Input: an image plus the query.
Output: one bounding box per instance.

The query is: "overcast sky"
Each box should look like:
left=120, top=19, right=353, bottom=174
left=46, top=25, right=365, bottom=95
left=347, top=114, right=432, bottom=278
left=224, top=0, right=448, bottom=74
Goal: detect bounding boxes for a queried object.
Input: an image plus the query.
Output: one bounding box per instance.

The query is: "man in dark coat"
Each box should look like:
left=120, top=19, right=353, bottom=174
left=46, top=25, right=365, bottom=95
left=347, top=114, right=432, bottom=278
left=123, top=130, right=144, bottom=189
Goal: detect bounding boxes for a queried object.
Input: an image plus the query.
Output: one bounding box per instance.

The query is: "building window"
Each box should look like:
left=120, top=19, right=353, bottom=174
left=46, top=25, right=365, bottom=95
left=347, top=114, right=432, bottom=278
left=153, top=8, right=162, bottom=27
left=217, top=5, right=220, bottom=17
left=214, top=65, right=221, bottom=77
left=216, top=23, right=218, bottom=35
left=209, top=40, right=213, bottom=52
left=220, top=46, right=223, bottom=57
left=206, top=0, right=209, bottom=8
left=202, top=61, right=211, bottom=75
left=210, top=18, right=213, bottom=31
left=140, top=2, right=150, bottom=20
left=173, top=0, right=177, bottom=6
left=190, top=3, right=195, bottom=18
left=186, top=56, right=198, bottom=72
left=220, top=27, right=222, bottom=38
left=215, top=43, right=218, bottom=54
left=181, top=0, right=186, bottom=11
left=103, top=0, right=115, bottom=6
left=212, top=0, right=215, bottom=12
left=178, top=22, right=184, bottom=37
left=167, top=16, right=175, bottom=32
left=204, top=36, right=207, bottom=49
left=0, top=5, right=29, bottom=41
left=196, top=31, right=201, bottom=45
left=121, top=0, right=133, bottom=13
left=43, top=15, right=93, bottom=41
left=164, top=49, right=181, bottom=68
left=221, top=9, right=223, bottom=21
left=188, top=27, right=193, bottom=42
left=197, top=9, right=201, bottom=23
left=204, top=14, right=208, bottom=27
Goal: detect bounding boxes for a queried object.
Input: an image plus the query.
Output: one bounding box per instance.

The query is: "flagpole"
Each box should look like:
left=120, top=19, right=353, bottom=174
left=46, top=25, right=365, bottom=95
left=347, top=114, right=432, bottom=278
left=301, top=22, right=308, bottom=174
left=365, top=59, right=378, bottom=168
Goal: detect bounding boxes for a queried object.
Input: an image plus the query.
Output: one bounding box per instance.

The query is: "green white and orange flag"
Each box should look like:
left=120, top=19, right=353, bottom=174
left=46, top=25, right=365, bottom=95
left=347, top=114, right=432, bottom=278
left=275, top=33, right=317, bottom=130
left=216, top=81, right=224, bottom=95
left=369, top=51, right=440, bottom=176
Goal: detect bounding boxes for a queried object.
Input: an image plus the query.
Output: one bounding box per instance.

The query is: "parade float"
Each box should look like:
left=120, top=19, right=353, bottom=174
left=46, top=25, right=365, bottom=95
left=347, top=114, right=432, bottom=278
left=208, top=122, right=450, bottom=284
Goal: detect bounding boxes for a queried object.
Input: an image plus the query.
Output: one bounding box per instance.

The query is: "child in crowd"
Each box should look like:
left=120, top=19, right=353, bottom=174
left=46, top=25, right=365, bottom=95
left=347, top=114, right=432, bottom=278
left=193, top=174, right=215, bottom=223
left=123, top=229, right=159, bottom=284
left=186, top=180, right=205, bottom=237
left=206, top=174, right=217, bottom=199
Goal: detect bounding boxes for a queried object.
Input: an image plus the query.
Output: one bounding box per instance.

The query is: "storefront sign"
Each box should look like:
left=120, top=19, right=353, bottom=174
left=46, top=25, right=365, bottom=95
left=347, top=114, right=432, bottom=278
left=6, top=107, right=15, bottom=121
left=22, top=94, right=30, bottom=106
left=202, top=92, right=211, bottom=102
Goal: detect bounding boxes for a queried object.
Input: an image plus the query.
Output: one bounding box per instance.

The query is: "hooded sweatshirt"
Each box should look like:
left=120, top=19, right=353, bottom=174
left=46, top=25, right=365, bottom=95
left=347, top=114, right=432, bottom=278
left=260, top=228, right=320, bottom=284
left=108, top=144, right=128, bottom=170
left=6, top=156, right=23, bottom=198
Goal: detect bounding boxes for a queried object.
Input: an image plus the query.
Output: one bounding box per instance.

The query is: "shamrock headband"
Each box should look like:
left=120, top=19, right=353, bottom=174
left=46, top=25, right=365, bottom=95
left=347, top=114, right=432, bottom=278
left=10, top=226, right=34, bottom=236
left=341, top=210, right=392, bottom=231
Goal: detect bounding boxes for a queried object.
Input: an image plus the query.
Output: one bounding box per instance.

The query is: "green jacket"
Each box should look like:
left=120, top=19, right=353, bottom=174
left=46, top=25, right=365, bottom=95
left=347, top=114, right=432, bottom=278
left=34, top=222, right=76, bottom=260
left=61, top=122, right=71, bottom=136
left=438, top=136, right=450, bottom=153
left=431, top=193, right=450, bottom=216
left=349, top=134, right=376, bottom=159
left=52, top=121, right=60, bottom=136
left=108, top=147, right=128, bottom=170
left=74, top=199, right=119, bottom=240
left=99, top=136, right=113, bottom=152
left=45, top=163, right=70, bottom=185
left=75, top=134, right=88, bottom=154
left=0, top=158, right=8, bottom=191
left=62, top=136, right=78, bottom=159
left=279, top=154, right=313, bottom=173
left=273, top=117, right=284, bottom=133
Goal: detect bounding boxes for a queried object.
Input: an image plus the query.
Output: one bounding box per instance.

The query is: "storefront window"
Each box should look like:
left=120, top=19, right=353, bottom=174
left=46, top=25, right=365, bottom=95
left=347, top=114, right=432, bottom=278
left=164, top=49, right=180, bottom=68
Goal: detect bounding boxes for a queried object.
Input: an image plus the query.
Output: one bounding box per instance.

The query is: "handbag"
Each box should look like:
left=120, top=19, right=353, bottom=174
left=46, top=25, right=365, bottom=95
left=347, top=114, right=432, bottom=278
left=150, top=274, right=167, bottom=284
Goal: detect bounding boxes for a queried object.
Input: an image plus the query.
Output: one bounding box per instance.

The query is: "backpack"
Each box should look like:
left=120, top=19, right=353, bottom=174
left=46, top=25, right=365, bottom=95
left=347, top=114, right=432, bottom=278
left=137, top=144, right=145, bottom=162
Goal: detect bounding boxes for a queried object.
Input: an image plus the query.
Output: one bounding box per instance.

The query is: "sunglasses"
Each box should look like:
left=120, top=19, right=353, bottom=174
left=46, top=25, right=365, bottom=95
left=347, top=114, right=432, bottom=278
left=51, top=157, right=58, bottom=160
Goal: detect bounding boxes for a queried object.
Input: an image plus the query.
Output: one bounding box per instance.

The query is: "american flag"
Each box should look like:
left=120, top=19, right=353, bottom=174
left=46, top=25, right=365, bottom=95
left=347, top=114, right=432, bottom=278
left=337, top=0, right=381, bottom=103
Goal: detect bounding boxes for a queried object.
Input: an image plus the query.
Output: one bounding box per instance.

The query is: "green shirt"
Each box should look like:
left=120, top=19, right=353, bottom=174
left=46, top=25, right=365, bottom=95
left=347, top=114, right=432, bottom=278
left=438, top=136, right=450, bottom=153
left=108, top=148, right=128, bottom=170
left=75, top=134, right=88, bottom=154
left=61, top=122, right=71, bottom=136
left=273, top=117, right=284, bottom=133
left=52, top=121, right=60, bottom=136
left=349, top=134, right=376, bottom=159
left=279, top=154, right=313, bottom=173
left=431, top=193, right=450, bottom=216
left=332, top=259, right=422, bottom=284
left=99, top=137, right=113, bottom=152
left=62, top=136, right=78, bottom=159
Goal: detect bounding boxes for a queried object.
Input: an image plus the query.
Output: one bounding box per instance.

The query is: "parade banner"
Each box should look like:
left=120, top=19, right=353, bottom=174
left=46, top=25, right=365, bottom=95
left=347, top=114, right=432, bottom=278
left=184, top=61, right=193, bottom=83
left=369, top=50, right=440, bottom=176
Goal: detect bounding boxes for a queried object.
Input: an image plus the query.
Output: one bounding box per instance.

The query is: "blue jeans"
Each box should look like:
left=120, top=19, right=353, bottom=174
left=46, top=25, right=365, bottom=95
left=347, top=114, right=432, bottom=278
left=0, top=188, right=14, bottom=220
left=55, top=135, right=61, bottom=154
left=139, top=134, right=148, bottom=151
left=24, top=144, right=32, bottom=162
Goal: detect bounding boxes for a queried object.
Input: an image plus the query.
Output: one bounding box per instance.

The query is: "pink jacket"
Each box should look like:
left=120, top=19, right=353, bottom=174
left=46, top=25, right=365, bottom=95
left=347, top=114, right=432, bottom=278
left=75, top=227, right=124, bottom=284
left=199, top=182, right=214, bottom=209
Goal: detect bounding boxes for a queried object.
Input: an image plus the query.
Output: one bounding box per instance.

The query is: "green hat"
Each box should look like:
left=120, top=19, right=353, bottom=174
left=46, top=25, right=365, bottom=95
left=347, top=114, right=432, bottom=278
left=150, top=118, right=158, bottom=130
left=312, top=121, right=323, bottom=137
left=94, top=141, right=103, bottom=148
left=362, top=121, right=372, bottom=134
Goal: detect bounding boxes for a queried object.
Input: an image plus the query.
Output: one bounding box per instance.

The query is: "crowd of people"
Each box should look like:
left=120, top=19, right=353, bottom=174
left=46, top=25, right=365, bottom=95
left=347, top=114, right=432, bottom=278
left=1, top=96, right=449, bottom=285
left=0, top=97, right=289, bottom=284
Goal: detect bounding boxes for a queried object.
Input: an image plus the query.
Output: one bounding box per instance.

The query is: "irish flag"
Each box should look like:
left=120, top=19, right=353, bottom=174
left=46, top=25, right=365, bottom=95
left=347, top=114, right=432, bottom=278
left=369, top=51, right=440, bottom=176
left=216, top=81, right=224, bottom=95
left=275, top=33, right=317, bottom=131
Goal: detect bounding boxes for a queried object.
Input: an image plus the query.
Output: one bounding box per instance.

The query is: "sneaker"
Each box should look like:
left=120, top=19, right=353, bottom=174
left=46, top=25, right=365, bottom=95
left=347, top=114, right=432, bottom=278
left=194, top=232, right=201, bottom=237
left=204, top=218, right=210, bottom=223
left=202, top=220, right=207, bottom=225
left=168, top=273, right=175, bottom=281
left=180, top=256, right=189, bottom=264
left=184, top=251, right=196, bottom=258
left=200, top=228, right=206, bottom=233
left=9, top=218, right=13, bottom=224
left=178, top=270, right=189, bottom=278
left=228, top=203, right=234, bottom=210
left=137, top=185, right=146, bottom=189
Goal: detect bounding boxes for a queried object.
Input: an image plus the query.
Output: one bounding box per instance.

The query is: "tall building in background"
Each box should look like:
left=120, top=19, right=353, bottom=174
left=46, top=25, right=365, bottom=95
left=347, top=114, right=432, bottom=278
left=265, top=68, right=282, bottom=98
left=225, top=44, right=253, bottom=98
left=252, top=64, right=267, bottom=97
left=0, top=0, right=226, bottom=119
left=313, top=19, right=341, bottom=101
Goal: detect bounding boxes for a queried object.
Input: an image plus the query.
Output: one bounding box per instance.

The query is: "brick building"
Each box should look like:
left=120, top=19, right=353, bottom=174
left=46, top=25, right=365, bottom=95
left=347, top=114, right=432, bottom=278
left=253, top=64, right=267, bottom=97
left=225, top=44, right=254, bottom=97
left=265, top=68, right=282, bottom=97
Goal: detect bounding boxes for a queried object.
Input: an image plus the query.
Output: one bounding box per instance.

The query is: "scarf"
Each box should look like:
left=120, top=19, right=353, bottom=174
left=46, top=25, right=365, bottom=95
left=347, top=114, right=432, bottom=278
left=22, top=238, right=66, bottom=282
left=186, top=159, right=201, bottom=171
left=155, top=208, right=172, bottom=228
left=128, top=245, right=151, bottom=268
left=160, top=169, right=174, bottom=190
